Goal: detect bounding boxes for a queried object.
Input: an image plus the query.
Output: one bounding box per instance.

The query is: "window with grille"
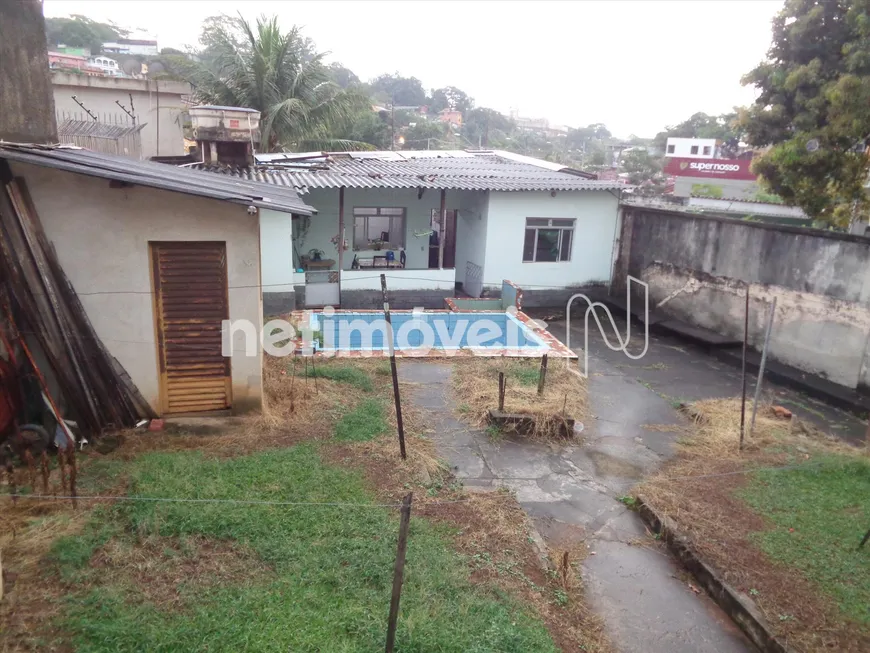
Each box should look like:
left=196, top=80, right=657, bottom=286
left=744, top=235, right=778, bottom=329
left=522, top=218, right=575, bottom=262
left=352, top=207, right=406, bottom=249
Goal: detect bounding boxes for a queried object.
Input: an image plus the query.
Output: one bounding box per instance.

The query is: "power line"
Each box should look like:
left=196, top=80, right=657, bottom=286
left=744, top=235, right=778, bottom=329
left=0, top=492, right=475, bottom=509
left=58, top=275, right=593, bottom=297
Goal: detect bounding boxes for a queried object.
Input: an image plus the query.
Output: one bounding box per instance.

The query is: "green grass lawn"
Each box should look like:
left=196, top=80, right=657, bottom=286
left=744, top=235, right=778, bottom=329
left=334, top=399, right=388, bottom=442
left=301, top=363, right=375, bottom=391
left=739, top=454, right=870, bottom=628
left=47, top=443, right=558, bottom=652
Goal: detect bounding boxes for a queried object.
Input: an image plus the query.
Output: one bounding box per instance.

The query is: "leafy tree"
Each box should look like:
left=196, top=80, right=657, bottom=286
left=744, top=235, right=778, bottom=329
left=739, top=0, right=870, bottom=227
left=182, top=14, right=371, bottom=152
left=403, top=120, right=450, bottom=149
left=325, top=62, right=360, bottom=88
left=430, top=86, right=474, bottom=115
left=45, top=14, right=128, bottom=53
left=369, top=73, right=427, bottom=107
left=159, top=47, right=185, bottom=55
left=462, top=108, right=514, bottom=147
left=622, top=149, right=662, bottom=186
left=566, top=123, right=612, bottom=153
left=587, top=123, right=612, bottom=140
left=587, top=147, right=607, bottom=166
left=341, top=111, right=391, bottom=149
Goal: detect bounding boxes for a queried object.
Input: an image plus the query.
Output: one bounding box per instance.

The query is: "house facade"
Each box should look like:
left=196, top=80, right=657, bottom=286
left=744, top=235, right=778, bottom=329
left=0, top=144, right=313, bottom=416
left=216, top=150, right=621, bottom=312
left=664, top=137, right=718, bottom=158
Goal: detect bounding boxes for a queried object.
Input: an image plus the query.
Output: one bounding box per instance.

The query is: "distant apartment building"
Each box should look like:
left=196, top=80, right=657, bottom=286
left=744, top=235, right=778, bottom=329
left=664, top=137, right=718, bottom=159
left=102, top=38, right=159, bottom=56
left=88, top=55, right=124, bottom=77
left=508, top=109, right=568, bottom=138
left=48, top=52, right=101, bottom=75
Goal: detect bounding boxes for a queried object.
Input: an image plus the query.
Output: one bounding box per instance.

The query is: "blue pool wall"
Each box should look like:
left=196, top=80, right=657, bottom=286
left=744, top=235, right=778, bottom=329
left=312, top=311, right=547, bottom=351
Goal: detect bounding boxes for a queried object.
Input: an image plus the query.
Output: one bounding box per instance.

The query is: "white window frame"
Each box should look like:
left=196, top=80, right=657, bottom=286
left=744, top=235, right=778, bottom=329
left=523, top=218, right=575, bottom=263
left=352, top=207, right=406, bottom=250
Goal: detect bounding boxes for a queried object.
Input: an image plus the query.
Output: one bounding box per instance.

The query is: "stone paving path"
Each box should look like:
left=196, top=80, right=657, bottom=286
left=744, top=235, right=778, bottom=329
left=399, top=359, right=752, bottom=653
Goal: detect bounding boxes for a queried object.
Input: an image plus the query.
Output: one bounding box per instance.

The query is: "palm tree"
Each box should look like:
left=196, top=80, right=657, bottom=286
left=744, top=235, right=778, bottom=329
left=184, top=14, right=372, bottom=152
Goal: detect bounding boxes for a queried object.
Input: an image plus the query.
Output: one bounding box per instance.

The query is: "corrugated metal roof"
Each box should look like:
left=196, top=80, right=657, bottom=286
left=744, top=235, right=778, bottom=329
left=0, top=143, right=314, bottom=216
left=199, top=150, right=620, bottom=193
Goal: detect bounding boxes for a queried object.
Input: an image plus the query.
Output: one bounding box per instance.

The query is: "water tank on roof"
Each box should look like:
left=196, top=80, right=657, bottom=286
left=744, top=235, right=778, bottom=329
left=188, top=105, right=261, bottom=144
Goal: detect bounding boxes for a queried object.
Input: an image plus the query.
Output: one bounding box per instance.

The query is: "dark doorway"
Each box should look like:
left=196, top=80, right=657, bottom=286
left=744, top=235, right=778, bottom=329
left=428, top=209, right=456, bottom=269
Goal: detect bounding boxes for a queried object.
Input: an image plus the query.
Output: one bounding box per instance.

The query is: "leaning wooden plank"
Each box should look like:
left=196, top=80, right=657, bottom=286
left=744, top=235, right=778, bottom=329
left=16, top=177, right=147, bottom=427
left=5, top=178, right=103, bottom=427
left=0, top=174, right=99, bottom=433
left=14, top=178, right=141, bottom=428
left=37, top=214, right=143, bottom=425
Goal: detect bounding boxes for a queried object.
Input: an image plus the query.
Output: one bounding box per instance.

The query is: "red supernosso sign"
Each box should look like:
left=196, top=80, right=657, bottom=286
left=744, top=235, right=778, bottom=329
left=664, top=157, right=756, bottom=181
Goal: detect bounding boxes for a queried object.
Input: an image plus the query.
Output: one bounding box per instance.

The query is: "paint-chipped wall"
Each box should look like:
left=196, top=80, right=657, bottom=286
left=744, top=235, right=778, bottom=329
left=615, top=207, right=870, bottom=391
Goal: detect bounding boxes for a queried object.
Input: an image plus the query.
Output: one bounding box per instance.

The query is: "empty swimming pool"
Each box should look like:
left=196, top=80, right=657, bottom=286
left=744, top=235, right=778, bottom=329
left=311, top=311, right=547, bottom=352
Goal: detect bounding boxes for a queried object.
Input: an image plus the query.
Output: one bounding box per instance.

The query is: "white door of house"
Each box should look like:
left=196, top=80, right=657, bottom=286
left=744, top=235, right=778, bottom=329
left=305, top=270, right=340, bottom=307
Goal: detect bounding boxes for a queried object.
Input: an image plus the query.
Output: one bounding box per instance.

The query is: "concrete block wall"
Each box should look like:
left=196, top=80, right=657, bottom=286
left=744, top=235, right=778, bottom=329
left=616, top=206, right=870, bottom=391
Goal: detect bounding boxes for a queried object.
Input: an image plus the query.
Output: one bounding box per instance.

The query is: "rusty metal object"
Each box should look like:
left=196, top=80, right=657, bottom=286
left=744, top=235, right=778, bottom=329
left=152, top=243, right=231, bottom=413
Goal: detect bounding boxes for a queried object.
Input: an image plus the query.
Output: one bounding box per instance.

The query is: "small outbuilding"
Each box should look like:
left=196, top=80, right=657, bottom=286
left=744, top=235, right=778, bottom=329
left=0, top=143, right=314, bottom=416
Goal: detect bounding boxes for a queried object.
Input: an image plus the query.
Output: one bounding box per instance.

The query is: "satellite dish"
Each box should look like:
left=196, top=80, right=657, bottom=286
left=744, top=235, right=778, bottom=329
left=806, top=138, right=820, bottom=152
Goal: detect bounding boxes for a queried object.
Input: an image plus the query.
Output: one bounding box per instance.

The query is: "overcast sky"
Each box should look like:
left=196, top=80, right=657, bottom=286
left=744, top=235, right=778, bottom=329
left=44, top=0, right=783, bottom=138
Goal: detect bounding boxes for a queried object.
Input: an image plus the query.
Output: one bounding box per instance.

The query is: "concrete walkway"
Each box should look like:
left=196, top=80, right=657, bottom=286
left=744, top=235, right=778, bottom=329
left=400, top=360, right=752, bottom=653
left=539, top=311, right=867, bottom=445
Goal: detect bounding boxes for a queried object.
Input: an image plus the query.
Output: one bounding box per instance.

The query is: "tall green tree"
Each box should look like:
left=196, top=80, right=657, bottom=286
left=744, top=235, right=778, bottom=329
left=369, top=73, right=427, bottom=107
left=183, top=14, right=370, bottom=152
left=462, top=108, right=514, bottom=148
left=45, top=14, right=128, bottom=53
left=622, top=149, right=662, bottom=186
left=740, top=0, right=870, bottom=227
left=430, top=86, right=474, bottom=115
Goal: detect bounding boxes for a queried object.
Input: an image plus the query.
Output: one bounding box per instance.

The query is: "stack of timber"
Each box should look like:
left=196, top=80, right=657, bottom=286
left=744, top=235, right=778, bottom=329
left=0, top=162, right=152, bottom=436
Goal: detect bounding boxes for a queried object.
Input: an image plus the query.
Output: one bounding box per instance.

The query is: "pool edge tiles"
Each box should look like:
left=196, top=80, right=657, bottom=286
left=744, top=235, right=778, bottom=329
left=294, top=309, right=576, bottom=358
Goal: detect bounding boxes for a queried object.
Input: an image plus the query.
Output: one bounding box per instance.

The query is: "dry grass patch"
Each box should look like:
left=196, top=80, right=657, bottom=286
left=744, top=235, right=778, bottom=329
left=452, top=357, right=589, bottom=438
left=637, top=397, right=870, bottom=653
left=0, top=506, right=88, bottom=652
left=88, top=535, right=271, bottom=609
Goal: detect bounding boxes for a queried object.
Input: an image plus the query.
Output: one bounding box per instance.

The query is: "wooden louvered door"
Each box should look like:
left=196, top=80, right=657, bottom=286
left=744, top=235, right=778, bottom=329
left=152, top=242, right=231, bottom=414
